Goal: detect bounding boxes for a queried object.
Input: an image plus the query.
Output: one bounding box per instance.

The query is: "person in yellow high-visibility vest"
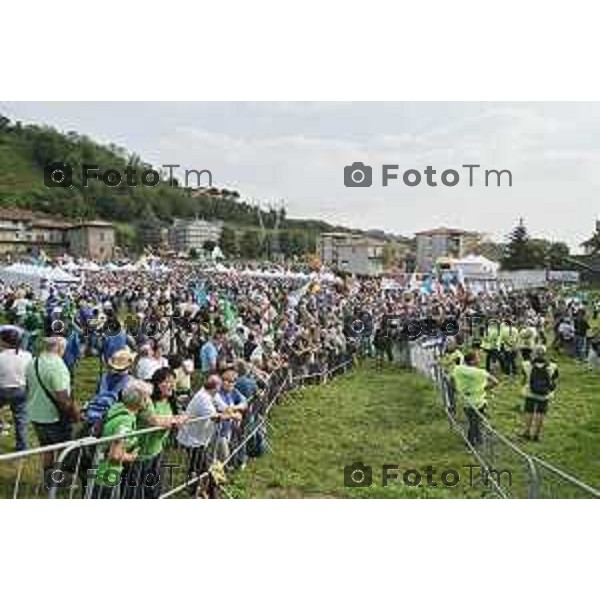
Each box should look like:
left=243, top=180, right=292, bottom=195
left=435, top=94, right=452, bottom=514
left=519, top=345, right=558, bottom=442
left=518, top=320, right=538, bottom=363
left=499, top=321, right=519, bottom=377
left=452, top=350, right=498, bottom=446
left=481, top=324, right=500, bottom=374
left=438, top=338, right=464, bottom=414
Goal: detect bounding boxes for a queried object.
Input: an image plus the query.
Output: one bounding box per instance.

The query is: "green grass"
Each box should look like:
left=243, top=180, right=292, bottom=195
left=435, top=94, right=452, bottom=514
left=2, top=347, right=600, bottom=498
left=230, top=364, right=496, bottom=498
left=231, top=351, right=600, bottom=499
left=482, top=351, right=600, bottom=491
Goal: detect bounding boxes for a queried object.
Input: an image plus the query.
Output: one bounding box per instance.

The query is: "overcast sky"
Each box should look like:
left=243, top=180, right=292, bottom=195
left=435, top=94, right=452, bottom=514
left=1, top=101, right=597, bottom=249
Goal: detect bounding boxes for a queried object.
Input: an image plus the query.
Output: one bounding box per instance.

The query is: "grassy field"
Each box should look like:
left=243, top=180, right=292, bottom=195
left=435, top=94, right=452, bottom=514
left=480, top=351, right=600, bottom=490
left=230, top=351, right=600, bottom=499
left=230, top=364, right=498, bottom=499
left=1, top=347, right=599, bottom=498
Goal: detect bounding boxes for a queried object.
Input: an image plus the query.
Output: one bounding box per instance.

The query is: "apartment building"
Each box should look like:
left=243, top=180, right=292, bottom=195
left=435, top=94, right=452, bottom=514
left=168, top=218, right=223, bottom=253
left=415, top=227, right=482, bottom=271
left=318, top=232, right=385, bottom=276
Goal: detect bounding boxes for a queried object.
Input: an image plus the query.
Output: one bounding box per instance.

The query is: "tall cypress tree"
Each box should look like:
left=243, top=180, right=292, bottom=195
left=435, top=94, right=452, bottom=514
left=502, top=218, right=535, bottom=269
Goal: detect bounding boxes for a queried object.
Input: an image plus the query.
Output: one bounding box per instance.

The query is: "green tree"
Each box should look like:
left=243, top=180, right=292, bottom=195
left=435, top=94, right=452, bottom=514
left=239, top=229, right=261, bottom=258
left=218, top=225, right=237, bottom=256
left=502, top=219, right=537, bottom=270
left=582, top=224, right=600, bottom=255
left=547, top=241, right=571, bottom=269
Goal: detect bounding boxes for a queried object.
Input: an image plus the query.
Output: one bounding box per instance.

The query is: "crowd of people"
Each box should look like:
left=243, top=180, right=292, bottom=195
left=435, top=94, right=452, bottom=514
left=0, top=260, right=596, bottom=497
left=435, top=291, right=596, bottom=445
left=0, top=264, right=358, bottom=497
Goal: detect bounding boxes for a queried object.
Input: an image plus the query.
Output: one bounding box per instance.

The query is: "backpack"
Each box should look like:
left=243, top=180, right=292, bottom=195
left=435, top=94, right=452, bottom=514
left=83, top=373, right=130, bottom=435
left=83, top=390, right=121, bottom=435
left=529, top=362, right=554, bottom=396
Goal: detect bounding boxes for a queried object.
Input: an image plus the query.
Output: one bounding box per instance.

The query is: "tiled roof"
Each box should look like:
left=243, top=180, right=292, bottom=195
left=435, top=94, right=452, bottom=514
left=415, top=227, right=480, bottom=236
left=0, top=208, right=71, bottom=229
left=68, top=220, right=114, bottom=228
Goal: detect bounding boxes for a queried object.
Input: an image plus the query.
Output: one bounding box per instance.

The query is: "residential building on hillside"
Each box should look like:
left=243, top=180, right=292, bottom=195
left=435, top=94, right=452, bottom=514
left=0, top=208, right=115, bottom=260
left=66, top=221, right=115, bottom=261
left=415, top=227, right=482, bottom=271
left=318, top=232, right=385, bottom=276
left=168, top=218, right=223, bottom=253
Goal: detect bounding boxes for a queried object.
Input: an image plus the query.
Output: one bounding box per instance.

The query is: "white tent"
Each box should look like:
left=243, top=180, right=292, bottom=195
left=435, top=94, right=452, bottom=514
left=211, top=245, right=225, bottom=261
left=61, top=261, right=80, bottom=271
left=119, top=263, right=138, bottom=272
left=454, top=254, right=499, bottom=278
left=79, top=260, right=102, bottom=272
left=0, top=263, right=80, bottom=288
left=47, top=266, right=80, bottom=283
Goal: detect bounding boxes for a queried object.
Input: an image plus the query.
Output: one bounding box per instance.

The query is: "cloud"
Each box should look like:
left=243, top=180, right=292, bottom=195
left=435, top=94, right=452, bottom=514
left=1, top=101, right=598, bottom=248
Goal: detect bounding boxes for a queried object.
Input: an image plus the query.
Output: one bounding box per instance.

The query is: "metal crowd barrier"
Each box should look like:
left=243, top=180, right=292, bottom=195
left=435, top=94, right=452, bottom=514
left=407, top=338, right=600, bottom=499
left=0, top=358, right=353, bottom=499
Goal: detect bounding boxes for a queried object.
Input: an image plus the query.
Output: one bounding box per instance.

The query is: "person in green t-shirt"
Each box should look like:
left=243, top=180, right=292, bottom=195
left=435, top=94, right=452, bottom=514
left=438, top=338, right=464, bottom=415
left=25, top=336, right=81, bottom=477
left=124, top=367, right=187, bottom=499
left=88, top=379, right=151, bottom=499
left=452, top=350, right=498, bottom=446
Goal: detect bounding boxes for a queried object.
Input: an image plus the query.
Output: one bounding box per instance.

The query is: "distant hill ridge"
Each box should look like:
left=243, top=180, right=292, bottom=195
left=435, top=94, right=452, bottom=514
left=0, top=114, right=403, bottom=244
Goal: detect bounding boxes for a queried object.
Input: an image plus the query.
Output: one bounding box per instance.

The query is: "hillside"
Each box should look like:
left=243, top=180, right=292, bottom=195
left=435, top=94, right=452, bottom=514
left=0, top=115, right=389, bottom=254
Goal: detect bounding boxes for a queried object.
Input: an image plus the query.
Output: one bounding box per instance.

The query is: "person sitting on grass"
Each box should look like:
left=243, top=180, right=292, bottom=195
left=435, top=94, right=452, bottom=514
left=519, top=345, right=558, bottom=442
